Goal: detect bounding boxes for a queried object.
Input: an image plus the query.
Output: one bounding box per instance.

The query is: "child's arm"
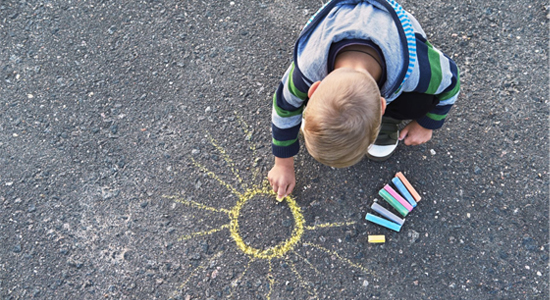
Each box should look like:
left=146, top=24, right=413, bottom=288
left=413, top=35, right=461, bottom=131
left=271, top=63, right=309, bottom=158
left=268, top=157, right=295, bottom=200
left=270, top=63, right=310, bottom=198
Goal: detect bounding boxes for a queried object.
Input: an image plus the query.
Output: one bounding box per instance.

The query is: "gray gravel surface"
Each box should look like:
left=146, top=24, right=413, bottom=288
left=1, top=0, right=548, bottom=299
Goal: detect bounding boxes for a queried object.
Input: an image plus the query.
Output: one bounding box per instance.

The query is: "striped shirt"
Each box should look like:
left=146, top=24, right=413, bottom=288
left=272, top=0, right=460, bottom=158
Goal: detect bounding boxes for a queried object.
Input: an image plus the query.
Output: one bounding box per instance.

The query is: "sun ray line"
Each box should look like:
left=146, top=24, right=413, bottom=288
left=169, top=251, right=224, bottom=299
left=208, top=133, right=246, bottom=186
left=305, top=221, right=357, bottom=231
left=304, top=242, right=376, bottom=276
left=163, top=195, right=232, bottom=215
left=177, top=224, right=230, bottom=241
left=265, top=260, right=275, bottom=300
left=228, top=257, right=257, bottom=298
left=251, top=165, right=262, bottom=186
left=235, top=113, right=257, bottom=156
left=233, top=116, right=262, bottom=186
left=191, top=158, right=242, bottom=197
left=286, top=257, right=319, bottom=299
left=292, top=250, right=321, bottom=276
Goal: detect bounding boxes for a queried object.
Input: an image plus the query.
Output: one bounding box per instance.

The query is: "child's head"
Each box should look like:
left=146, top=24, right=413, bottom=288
left=302, top=68, right=384, bottom=168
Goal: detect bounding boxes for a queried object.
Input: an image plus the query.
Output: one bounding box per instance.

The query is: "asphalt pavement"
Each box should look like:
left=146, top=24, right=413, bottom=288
left=1, top=0, right=548, bottom=299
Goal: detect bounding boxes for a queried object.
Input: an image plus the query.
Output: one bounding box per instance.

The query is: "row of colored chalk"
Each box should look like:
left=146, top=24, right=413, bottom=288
left=366, top=172, right=421, bottom=236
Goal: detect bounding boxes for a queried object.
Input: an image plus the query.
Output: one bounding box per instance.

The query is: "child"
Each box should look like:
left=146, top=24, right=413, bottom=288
left=268, top=0, right=460, bottom=200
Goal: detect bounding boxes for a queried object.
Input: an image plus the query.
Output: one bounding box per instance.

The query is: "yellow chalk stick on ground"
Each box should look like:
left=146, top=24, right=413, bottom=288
left=395, top=172, right=421, bottom=202
left=368, top=235, right=386, bottom=243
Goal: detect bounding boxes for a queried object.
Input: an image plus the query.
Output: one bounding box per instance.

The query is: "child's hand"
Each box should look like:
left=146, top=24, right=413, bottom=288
left=268, top=157, right=295, bottom=201
left=399, top=121, right=433, bottom=145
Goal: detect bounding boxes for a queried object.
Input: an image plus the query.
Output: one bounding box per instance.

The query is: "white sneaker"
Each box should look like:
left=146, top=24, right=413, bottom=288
left=366, top=117, right=400, bottom=162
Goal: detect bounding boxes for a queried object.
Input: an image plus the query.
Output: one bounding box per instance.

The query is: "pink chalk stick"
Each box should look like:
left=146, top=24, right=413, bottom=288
left=384, top=184, right=413, bottom=212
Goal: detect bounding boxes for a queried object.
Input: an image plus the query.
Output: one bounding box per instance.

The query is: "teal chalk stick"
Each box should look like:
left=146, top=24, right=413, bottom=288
left=379, top=189, right=409, bottom=217
left=392, top=177, right=417, bottom=207
left=365, top=213, right=402, bottom=232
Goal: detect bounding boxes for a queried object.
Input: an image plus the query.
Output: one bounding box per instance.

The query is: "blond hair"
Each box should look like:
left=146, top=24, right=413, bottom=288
left=303, top=68, right=381, bottom=168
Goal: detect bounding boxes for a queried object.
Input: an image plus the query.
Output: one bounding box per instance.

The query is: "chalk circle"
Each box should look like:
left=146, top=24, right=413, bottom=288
left=229, top=189, right=304, bottom=260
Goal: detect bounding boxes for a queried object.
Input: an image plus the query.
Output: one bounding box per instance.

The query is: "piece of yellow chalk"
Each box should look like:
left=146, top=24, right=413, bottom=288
left=276, top=195, right=285, bottom=202
left=395, top=172, right=421, bottom=202
left=368, top=235, right=385, bottom=243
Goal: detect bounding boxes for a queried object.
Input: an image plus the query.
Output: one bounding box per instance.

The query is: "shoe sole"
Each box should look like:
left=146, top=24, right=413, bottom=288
left=366, top=151, right=395, bottom=162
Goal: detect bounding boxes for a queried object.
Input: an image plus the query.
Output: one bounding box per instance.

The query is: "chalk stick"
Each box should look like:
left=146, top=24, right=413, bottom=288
left=365, top=213, right=401, bottom=232
left=371, top=202, right=405, bottom=226
left=368, top=235, right=386, bottom=243
left=378, top=189, right=409, bottom=217
left=384, top=184, right=413, bottom=212
left=395, top=172, right=421, bottom=202
left=391, top=177, right=417, bottom=207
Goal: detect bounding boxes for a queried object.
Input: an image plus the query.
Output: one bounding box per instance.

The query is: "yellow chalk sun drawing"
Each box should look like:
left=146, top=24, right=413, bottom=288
left=166, top=117, right=374, bottom=299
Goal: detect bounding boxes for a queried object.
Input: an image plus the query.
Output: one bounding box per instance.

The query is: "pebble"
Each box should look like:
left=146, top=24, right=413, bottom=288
left=191, top=149, right=200, bottom=155
left=522, top=237, right=536, bottom=251
left=408, top=230, right=420, bottom=243
left=430, top=149, right=436, bottom=155
left=201, top=241, right=209, bottom=253
left=126, top=283, right=136, bottom=291
left=474, top=166, right=482, bottom=174
left=140, top=202, right=148, bottom=208
left=499, top=251, right=508, bottom=259
left=67, top=259, right=83, bottom=269
left=12, top=244, right=22, bottom=253
left=123, top=250, right=134, bottom=261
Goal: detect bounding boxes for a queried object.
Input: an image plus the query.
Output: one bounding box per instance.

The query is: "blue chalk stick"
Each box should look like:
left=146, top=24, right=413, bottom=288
left=371, top=202, right=405, bottom=226
left=365, top=213, right=402, bottom=232
left=392, top=177, right=417, bottom=208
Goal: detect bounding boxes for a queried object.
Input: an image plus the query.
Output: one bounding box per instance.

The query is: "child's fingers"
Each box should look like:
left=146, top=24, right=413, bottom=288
left=399, top=127, right=408, bottom=141
left=277, top=185, right=287, bottom=198
left=277, top=183, right=291, bottom=199
left=272, top=184, right=279, bottom=194
left=287, top=181, right=295, bottom=196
